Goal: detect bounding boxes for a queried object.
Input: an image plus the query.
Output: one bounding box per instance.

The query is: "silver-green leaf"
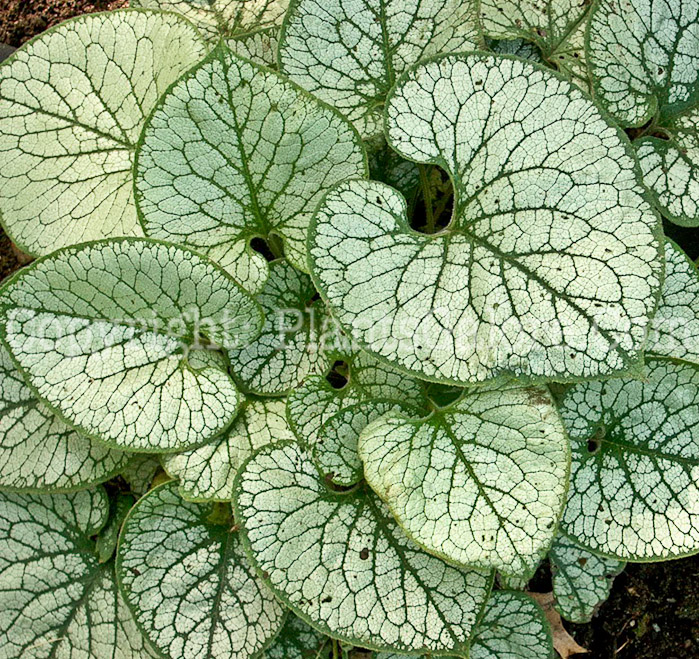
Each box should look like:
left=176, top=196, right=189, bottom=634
left=264, top=614, right=330, bottom=658
left=358, top=385, right=570, bottom=576
left=135, top=45, right=367, bottom=289
left=278, top=0, right=482, bottom=136
left=309, top=53, right=662, bottom=386
left=117, top=482, right=286, bottom=659
left=0, top=239, right=262, bottom=452
left=234, top=441, right=492, bottom=654
left=0, top=9, right=207, bottom=255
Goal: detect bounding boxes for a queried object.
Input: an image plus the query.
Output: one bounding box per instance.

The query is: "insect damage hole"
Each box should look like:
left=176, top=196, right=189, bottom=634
left=325, top=360, right=349, bottom=389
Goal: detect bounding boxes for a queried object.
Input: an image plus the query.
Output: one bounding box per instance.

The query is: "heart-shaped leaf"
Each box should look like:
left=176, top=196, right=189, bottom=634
left=0, top=344, right=130, bottom=491
left=0, top=239, right=262, bottom=452
left=0, top=488, right=157, bottom=658
left=310, top=53, right=662, bottom=385
left=0, top=10, right=207, bottom=255
left=264, top=613, right=330, bottom=658
left=135, top=45, right=366, bottom=290
left=227, top=260, right=332, bottom=394
left=549, top=533, right=625, bottom=624
left=560, top=357, right=699, bottom=560
left=359, top=385, right=570, bottom=576
left=588, top=0, right=699, bottom=226
left=163, top=398, right=295, bottom=501
left=233, top=441, right=492, bottom=654
left=278, top=0, right=482, bottom=135
left=117, top=482, right=286, bottom=659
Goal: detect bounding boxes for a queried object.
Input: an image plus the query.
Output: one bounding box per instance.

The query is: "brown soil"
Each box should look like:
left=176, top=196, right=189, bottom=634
left=1, top=3, right=698, bottom=659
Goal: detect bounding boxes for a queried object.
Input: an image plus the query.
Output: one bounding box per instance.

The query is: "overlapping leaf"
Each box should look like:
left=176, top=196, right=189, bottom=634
left=359, top=385, right=570, bottom=576
left=588, top=0, right=699, bottom=226
left=0, top=10, right=207, bottom=255
left=310, top=53, right=662, bottom=385
left=0, top=239, right=262, bottom=452
left=162, top=398, right=295, bottom=501
left=117, top=482, right=286, bottom=659
left=549, top=533, right=625, bottom=623
left=234, top=441, right=492, bottom=654
left=278, top=0, right=482, bottom=135
left=227, top=260, right=332, bottom=394
left=0, top=344, right=130, bottom=491
left=264, top=614, right=329, bottom=658
left=135, top=45, right=366, bottom=289
left=0, top=488, right=156, bottom=658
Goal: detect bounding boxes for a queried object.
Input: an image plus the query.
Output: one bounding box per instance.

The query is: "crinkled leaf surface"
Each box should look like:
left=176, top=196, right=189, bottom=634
left=0, top=344, right=130, bottom=492
left=0, top=9, right=207, bottom=255
left=0, top=239, right=262, bottom=452
left=227, top=260, right=332, bottom=394
left=310, top=53, right=662, bottom=386
left=286, top=347, right=428, bottom=447
left=560, top=357, right=699, bottom=560
left=234, top=441, right=492, bottom=654
left=359, top=385, right=570, bottom=576
left=549, top=533, right=625, bottom=623
left=0, top=488, right=157, bottom=658
left=264, top=614, right=329, bottom=658
left=121, top=455, right=161, bottom=497
left=648, top=240, right=699, bottom=365
left=314, top=399, right=422, bottom=487
left=278, top=0, right=482, bottom=136
left=163, top=398, right=295, bottom=501
left=588, top=0, right=699, bottom=226
left=117, top=482, right=286, bottom=659
left=135, top=45, right=366, bottom=288
left=480, top=0, right=591, bottom=89
left=469, top=591, right=553, bottom=659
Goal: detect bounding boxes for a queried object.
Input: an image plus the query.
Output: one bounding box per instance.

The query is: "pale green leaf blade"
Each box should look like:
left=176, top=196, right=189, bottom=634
left=0, top=344, right=130, bottom=492
left=163, top=398, right=295, bottom=501
left=0, top=239, right=262, bottom=452
left=233, top=441, right=492, bottom=654
left=314, top=399, right=422, bottom=487
left=549, top=533, right=625, bottom=624
left=227, top=261, right=332, bottom=394
left=359, top=386, right=570, bottom=576
left=0, top=9, right=207, bottom=256
left=310, top=53, right=662, bottom=385
left=648, top=239, right=699, bottom=365
left=286, top=348, right=428, bottom=448
left=560, top=357, right=699, bottom=560
left=0, top=488, right=156, bottom=658
left=469, top=591, right=553, bottom=659
left=97, top=493, right=136, bottom=564
left=135, top=46, right=367, bottom=287
left=264, top=614, right=330, bottom=658
left=227, top=26, right=281, bottom=67
left=278, top=0, right=482, bottom=136
left=117, top=482, right=286, bottom=659
left=121, top=455, right=161, bottom=497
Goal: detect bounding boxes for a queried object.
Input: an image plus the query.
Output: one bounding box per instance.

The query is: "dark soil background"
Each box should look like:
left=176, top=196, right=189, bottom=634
left=0, top=3, right=698, bottom=658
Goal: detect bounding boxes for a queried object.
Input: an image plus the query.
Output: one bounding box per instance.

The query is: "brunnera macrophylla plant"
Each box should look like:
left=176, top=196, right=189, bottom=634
left=0, top=0, right=698, bottom=657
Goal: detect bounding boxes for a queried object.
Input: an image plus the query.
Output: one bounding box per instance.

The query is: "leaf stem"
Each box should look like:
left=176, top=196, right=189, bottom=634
left=332, top=638, right=340, bottom=659
left=418, top=164, right=436, bottom=233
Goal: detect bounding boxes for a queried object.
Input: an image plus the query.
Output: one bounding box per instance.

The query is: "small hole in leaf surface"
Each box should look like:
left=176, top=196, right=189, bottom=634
left=326, top=360, right=349, bottom=389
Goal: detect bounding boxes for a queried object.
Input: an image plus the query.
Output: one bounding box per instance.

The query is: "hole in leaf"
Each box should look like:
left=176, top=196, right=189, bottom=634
left=587, top=438, right=601, bottom=454
left=250, top=234, right=285, bottom=261
left=325, top=360, right=349, bottom=389
left=359, top=548, right=369, bottom=560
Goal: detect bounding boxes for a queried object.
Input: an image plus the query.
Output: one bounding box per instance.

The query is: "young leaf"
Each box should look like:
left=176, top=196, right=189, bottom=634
left=233, top=441, right=492, bottom=654
left=286, top=347, right=428, bottom=448
left=470, top=591, right=553, bottom=659
left=121, top=455, right=161, bottom=497
left=117, top=482, right=286, bottom=659
left=560, top=357, right=699, bottom=560
left=310, top=53, right=662, bottom=385
left=587, top=0, right=699, bottom=225
left=264, top=613, right=330, bottom=658
left=0, top=239, right=262, bottom=452
left=358, top=385, right=570, bottom=576
left=479, top=0, right=592, bottom=89
left=278, top=0, right=482, bottom=136
left=97, top=493, right=137, bottom=563
left=314, top=399, right=423, bottom=487
left=0, top=488, right=157, bottom=658
left=227, top=260, right=332, bottom=395
left=162, top=398, right=295, bottom=501
left=134, top=45, right=367, bottom=290
left=0, top=10, right=207, bottom=256
left=0, top=343, right=130, bottom=492
left=648, top=240, right=699, bottom=365
left=488, top=38, right=543, bottom=62
left=549, top=533, right=625, bottom=624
